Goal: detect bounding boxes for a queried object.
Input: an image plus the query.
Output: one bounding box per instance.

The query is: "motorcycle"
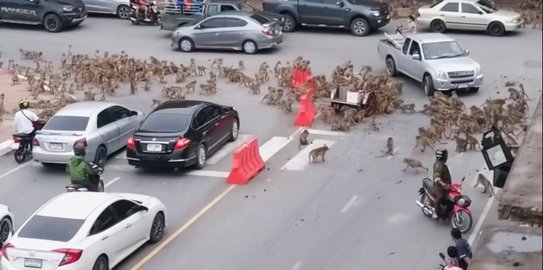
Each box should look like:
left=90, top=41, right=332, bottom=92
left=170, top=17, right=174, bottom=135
left=438, top=252, right=463, bottom=270
left=65, top=162, right=105, bottom=192
left=12, top=119, right=46, bottom=164
left=415, top=177, right=473, bottom=233
left=129, top=0, right=160, bottom=25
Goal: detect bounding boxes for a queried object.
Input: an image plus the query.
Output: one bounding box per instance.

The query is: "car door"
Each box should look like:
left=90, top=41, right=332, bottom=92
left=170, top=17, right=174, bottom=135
left=193, top=17, right=227, bottom=48
left=460, top=2, right=487, bottom=30
left=396, top=38, right=412, bottom=73
left=320, top=0, right=348, bottom=26
left=82, top=0, right=99, bottom=13
left=205, top=3, right=220, bottom=16
left=110, top=105, right=138, bottom=150
left=88, top=206, right=125, bottom=265
left=109, top=200, right=148, bottom=254
left=97, top=107, right=121, bottom=151
left=223, top=17, right=248, bottom=47
left=206, top=104, right=231, bottom=146
left=192, top=107, right=220, bottom=153
left=405, top=41, right=425, bottom=80
left=3, top=0, right=42, bottom=22
left=298, top=0, right=324, bottom=25
left=438, top=2, right=461, bottom=29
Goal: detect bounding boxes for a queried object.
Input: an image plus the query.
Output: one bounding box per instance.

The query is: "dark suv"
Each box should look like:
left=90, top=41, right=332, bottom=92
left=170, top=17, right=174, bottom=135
left=0, top=0, right=87, bottom=32
left=263, top=0, right=390, bottom=36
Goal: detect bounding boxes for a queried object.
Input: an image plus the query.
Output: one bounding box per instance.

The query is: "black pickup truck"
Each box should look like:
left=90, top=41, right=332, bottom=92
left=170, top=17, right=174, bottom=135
left=263, top=0, right=390, bottom=36
left=0, top=0, right=87, bottom=32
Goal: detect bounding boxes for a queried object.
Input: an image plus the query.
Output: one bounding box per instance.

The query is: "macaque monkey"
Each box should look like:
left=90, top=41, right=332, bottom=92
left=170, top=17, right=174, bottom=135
left=11, top=73, right=20, bottom=86
left=375, top=137, right=394, bottom=158
left=473, top=173, right=496, bottom=198
left=399, top=103, right=416, bottom=113
left=238, top=60, right=245, bottom=70
left=465, top=133, right=481, bottom=151
left=298, top=129, right=310, bottom=149
left=454, top=135, right=468, bottom=153
left=402, top=158, right=429, bottom=173
left=308, top=144, right=330, bottom=163
left=413, top=135, right=434, bottom=152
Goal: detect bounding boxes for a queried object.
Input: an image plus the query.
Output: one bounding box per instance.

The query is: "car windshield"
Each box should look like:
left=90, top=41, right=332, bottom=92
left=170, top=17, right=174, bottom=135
left=43, top=116, right=89, bottom=131
left=139, top=113, right=190, bottom=133
left=476, top=0, right=496, bottom=13
left=422, top=41, right=465, bottom=60
left=18, top=215, right=85, bottom=242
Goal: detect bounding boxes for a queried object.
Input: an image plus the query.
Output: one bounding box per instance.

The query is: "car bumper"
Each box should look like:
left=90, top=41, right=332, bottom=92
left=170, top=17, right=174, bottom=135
left=32, top=146, right=94, bottom=164
left=61, top=12, right=87, bottom=24
left=433, top=74, right=484, bottom=91
left=1, top=259, right=82, bottom=270
left=504, top=21, right=522, bottom=31
left=126, top=148, right=197, bottom=168
left=258, top=35, right=283, bottom=50
left=369, top=14, right=391, bottom=29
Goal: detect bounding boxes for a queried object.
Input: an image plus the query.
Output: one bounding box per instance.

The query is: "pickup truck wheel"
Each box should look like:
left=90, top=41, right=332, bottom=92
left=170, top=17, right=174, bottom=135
left=423, top=75, right=435, bottom=97
left=470, top=87, right=479, bottom=93
left=43, top=14, right=63, bottom=33
left=179, top=38, right=194, bottom=52
left=487, top=22, right=505, bottom=36
left=430, top=19, right=446, bottom=33
left=385, top=57, right=398, bottom=76
left=350, top=18, right=370, bottom=36
left=281, top=14, right=296, bottom=32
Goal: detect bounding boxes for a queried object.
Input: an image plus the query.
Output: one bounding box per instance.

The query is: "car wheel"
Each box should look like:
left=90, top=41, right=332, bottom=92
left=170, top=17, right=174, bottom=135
left=194, top=144, right=207, bottom=169
left=385, top=57, right=398, bottom=76
left=242, top=40, right=258, bottom=54
left=430, top=19, right=446, bottom=33
left=350, top=18, right=370, bottom=36
left=43, top=14, right=63, bottom=33
left=0, top=216, right=13, bottom=246
left=92, top=255, right=109, bottom=270
left=117, top=5, right=130, bottom=19
left=94, top=146, right=107, bottom=168
left=423, top=75, right=435, bottom=97
left=149, top=212, right=165, bottom=243
left=178, top=38, right=194, bottom=52
left=229, top=120, right=239, bottom=142
left=487, top=22, right=505, bottom=36
left=281, top=14, right=296, bottom=32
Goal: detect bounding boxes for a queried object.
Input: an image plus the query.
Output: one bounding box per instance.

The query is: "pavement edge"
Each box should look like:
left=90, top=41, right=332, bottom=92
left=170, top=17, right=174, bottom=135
left=0, top=139, right=14, bottom=156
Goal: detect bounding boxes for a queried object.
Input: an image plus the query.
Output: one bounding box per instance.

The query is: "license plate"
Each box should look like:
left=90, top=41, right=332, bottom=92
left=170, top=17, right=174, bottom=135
left=24, top=258, right=42, bottom=268
left=457, top=84, right=468, bottom=88
left=146, top=143, right=162, bottom=152
left=49, top=143, right=63, bottom=150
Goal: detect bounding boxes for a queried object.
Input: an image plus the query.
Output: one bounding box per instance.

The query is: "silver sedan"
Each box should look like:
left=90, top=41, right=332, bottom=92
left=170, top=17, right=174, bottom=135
left=171, top=11, right=283, bottom=54
left=82, top=0, right=131, bottom=19
left=32, top=102, right=144, bottom=167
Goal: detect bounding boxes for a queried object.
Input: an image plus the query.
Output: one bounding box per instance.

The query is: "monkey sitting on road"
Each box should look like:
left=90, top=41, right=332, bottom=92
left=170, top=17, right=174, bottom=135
left=308, top=144, right=329, bottom=164
left=473, top=173, right=497, bottom=198
left=375, top=137, right=394, bottom=158
left=298, top=129, right=310, bottom=149
left=402, top=158, right=429, bottom=174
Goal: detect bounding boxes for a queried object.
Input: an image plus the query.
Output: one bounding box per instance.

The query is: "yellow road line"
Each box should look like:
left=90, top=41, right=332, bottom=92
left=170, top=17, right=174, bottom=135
left=131, top=185, right=237, bottom=270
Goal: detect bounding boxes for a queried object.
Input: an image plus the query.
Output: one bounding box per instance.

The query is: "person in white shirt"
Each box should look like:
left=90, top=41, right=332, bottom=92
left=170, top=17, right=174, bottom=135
left=401, top=15, right=417, bottom=36
left=14, top=98, right=39, bottom=136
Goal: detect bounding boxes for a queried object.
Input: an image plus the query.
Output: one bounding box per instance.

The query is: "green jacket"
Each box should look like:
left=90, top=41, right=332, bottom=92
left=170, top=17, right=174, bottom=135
left=66, top=156, right=94, bottom=184
left=433, top=160, right=452, bottom=194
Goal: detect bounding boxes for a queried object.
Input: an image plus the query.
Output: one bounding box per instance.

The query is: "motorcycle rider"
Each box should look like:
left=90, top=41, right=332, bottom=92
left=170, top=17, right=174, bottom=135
left=14, top=98, right=39, bottom=150
left=451, top=228, right=472, bottom=270
left=399, top=15, right=417, bottom=36
left=433, top=149, right=452, bottom=219
left=135, top=0, right=151, bottom=21
left=66, top=143, right=98, bottom=191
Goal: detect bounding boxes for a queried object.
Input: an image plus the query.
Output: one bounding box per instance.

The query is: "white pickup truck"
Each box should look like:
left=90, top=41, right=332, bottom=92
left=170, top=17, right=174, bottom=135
left=377, top=32, right=484, bottom=96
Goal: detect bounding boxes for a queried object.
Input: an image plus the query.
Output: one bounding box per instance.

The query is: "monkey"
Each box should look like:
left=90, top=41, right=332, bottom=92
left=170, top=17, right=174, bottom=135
left=197, top=66, right=207, bottom=76
left=399, top=103, right=416, bottom=113
left=473, top=173, right=497, bottom=198
left=144, top=80, right=151, bottom=92
left=99, top=94, right=106, bottom=101
left=402, top=158, right=429, bottom=173
left=298, top=129, right=310, bottom=149
left=353, top=109, right=366, bottom=123
left=211, top=58, right=223, bottom=69
left=342, top=108, right=358, bottom=124
left=453, top=135, right=468, bottom=153
left=375, top=137, right=394, bottom=158
left=238, top=60, right=245, bottom=70
left=370, top=115, right=379, bottom=131
left=308, top=144, right=329, bottom=163
left=185, top=80, right=196, bottom=93
left=413, top=135, right=434, bottom=152
left=11, top=73, right=20, bottom=86
left=209, top=71, right=217, bottom=82
left=465, top=133, right=481, bottom=151
left=151, top=99, right=162, bottom=107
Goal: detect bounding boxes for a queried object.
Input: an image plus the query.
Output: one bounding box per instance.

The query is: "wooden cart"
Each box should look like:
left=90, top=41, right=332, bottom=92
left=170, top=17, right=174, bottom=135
left=330, top=86, right=377, bottom=116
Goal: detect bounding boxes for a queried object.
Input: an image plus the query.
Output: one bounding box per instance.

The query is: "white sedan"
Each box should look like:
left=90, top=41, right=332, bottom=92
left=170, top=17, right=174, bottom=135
left=1, top=193, right=167, bottom=270
left=0, top=205, right=14, bottom=247
left=417, top=0, right=523, bottom=36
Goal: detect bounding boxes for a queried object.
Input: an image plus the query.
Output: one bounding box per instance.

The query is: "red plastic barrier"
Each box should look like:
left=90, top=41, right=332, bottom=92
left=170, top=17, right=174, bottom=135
left=226, top=138, right=265, bottom=185
left=291, top=68, right=312, bottom=88
left=294, top=91, right=317, bottom=127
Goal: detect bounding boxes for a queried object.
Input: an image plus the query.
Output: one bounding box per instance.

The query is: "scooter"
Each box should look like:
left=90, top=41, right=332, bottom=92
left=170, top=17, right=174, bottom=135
left=12, top=120, right=46, bottom=164
left=129, top=0, right=160, bottom=25
left=415, top=177, right=474, bottom=233
left=65, top=163, right=105, bottom=192
left=438, top=252, right=463, bottom=270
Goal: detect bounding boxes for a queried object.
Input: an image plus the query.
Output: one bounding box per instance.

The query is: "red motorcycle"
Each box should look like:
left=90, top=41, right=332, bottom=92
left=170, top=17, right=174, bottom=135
left=415, top=177, right=473, bottom=233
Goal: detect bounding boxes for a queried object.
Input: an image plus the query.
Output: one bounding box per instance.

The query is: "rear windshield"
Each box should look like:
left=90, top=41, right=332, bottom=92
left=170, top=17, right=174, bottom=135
left=250, top=14, right=271, bottom=25
left=139, top=113, right=190, bottom=133
left=44, top=116, right=89, bottom=131
left=18, top=215, right=85, bottom=242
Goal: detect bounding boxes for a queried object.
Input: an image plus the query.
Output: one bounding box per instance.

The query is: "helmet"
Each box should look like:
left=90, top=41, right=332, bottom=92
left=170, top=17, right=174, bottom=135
left=73, top=143, right=86, bottom=157
left=447, top=246, right=458, bottom=258
left=436, top=149, right=448, bottom=161
left=18, top=98, right=30, bottom=110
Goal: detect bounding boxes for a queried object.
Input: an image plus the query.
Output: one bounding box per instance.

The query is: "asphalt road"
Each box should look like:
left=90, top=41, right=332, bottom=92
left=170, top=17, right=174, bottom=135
left=0, top=15, right=542, bottom=270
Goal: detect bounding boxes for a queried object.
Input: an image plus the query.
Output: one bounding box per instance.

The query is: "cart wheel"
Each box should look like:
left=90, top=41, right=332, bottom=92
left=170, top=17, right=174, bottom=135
left=332, top=103, right=342, bottom=113
left=364, top=93, right=377, bottom=117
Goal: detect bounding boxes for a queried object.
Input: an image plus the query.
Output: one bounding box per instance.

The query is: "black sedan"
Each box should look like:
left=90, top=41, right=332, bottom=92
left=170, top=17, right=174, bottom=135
left=126, top=100, right=239, bottom=169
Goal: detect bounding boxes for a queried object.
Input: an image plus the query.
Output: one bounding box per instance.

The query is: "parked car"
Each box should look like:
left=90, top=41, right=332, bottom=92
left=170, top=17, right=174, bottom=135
left=171, top=11, right=283, bottom=54
left=0, top=205, right=14, bottom=247
left=32, top=102, right=144, bottom=167
left=262, top=0, right=390, bottom=36
left=160, top=0, right=283, bottom=31
left=377, top=33, right=483, bottom=96
left=127, top=100, right=239, bottom=169
left=1, top=192, right=166, bottom=270
left=82, top=0, right=131, bottom=19
left=417, top=0, right=522, bottom=36
left=0, top=0, right=87, bottom=32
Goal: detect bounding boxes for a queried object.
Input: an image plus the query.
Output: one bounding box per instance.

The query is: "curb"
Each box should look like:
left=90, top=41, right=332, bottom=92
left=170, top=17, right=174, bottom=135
left=0, top=139, right=15, bottom=157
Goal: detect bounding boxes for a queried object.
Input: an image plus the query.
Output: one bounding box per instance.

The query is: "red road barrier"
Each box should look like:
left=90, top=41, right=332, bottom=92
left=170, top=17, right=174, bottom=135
left=294, top=87, right=317, bottom=127
left=291, top=68, right=312, bottom=88
left=226, top=138, right=265, bottom=185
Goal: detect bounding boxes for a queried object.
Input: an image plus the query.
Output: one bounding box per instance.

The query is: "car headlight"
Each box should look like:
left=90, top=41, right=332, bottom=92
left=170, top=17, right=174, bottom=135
left=475, top=66, right=481, bottom=75
left=437, top=71, right=447, bottom=79
left=62, top=5, right=75, bottom=12
left=370, top=10, right=380, bottom=17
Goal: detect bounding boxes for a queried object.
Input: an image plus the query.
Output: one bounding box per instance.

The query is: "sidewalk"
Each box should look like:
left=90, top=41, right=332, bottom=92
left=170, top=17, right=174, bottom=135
left=0, top=73, right=29, bottom=156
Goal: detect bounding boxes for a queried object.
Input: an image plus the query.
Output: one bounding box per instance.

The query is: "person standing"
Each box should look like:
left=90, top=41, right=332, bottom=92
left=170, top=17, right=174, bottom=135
left=451, top=228, right=473, bottom=270
left=400, top=15, right=417, bottom=36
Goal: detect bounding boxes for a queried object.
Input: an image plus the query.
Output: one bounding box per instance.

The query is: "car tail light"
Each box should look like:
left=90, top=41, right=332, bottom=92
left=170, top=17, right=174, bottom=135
left=54, top=248, right=82, bottom=266
left=1, top=243, right=14, bottom=261
left=73, top=138, right=87, bottom=148
left=174, top=138, right=191, bottom=150
left=12, top=135, right=21, bottom=143
left=127, top=136, right=136, bottom=150
left=262, top=27, right=273, bottom=36
left=32, top=138, right=39, bottom=146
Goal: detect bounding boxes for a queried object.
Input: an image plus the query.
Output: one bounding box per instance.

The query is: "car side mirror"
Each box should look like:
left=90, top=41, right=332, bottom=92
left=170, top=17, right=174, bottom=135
left=130, top=110, right=138, bottom=116
left=464, top=49, right=470, bottom=55
left=478, top=11, right=483, bottom=14
left=138, top=205, right=148, bottom=212
left=336, top=1, right=344, bottom=7
left=411, top=53, right=421, bottom=60
left=195, top=24, right=203, bottom=29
